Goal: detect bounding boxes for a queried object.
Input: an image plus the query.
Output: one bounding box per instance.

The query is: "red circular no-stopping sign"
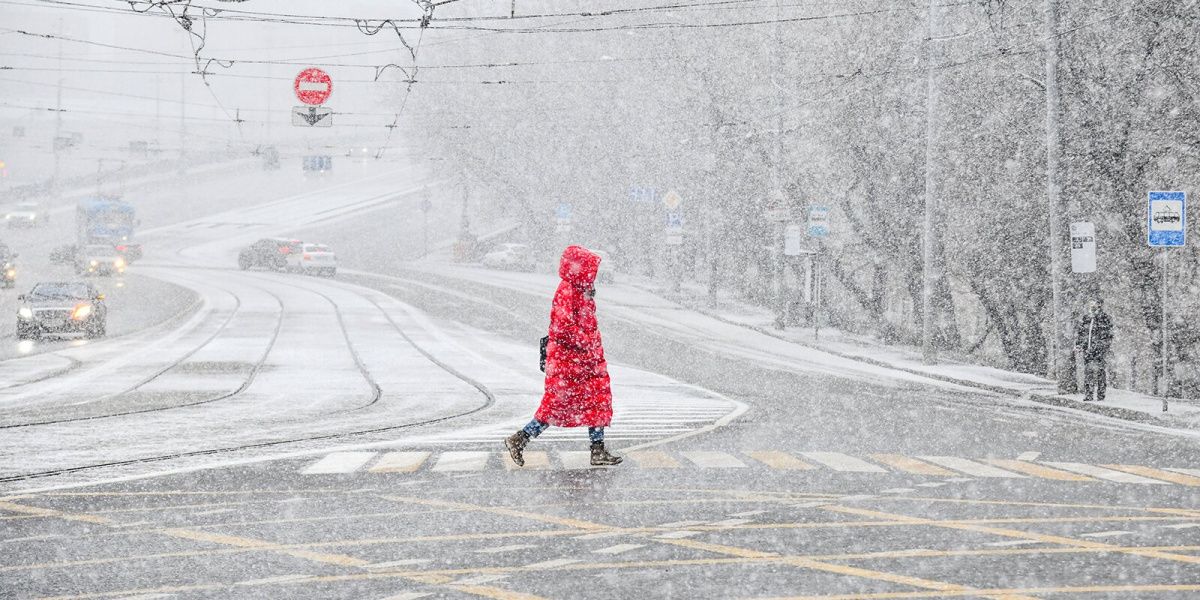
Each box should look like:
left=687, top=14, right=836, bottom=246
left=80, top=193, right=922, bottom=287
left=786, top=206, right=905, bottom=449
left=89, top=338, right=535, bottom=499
left=294, top=68, right=333, bottom=105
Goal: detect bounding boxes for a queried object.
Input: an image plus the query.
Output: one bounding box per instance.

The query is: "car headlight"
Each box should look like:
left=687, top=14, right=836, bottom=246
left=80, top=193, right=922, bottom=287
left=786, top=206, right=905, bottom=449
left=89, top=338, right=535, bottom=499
left=5, top=269, right=14, bottom=277
left=114, top=257, right=126, bottom=268
left=90, top=260, right=99, bottom=267
left=71, top=304, right=92, bottom=320
left=18, top=307, right=33, bottom=319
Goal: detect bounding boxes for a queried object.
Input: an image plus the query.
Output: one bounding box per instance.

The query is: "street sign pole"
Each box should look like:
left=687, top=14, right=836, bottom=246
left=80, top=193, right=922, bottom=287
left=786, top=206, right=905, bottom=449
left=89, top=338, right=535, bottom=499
left=1147, top=190, right=1186, bottom=411
left=1161, top=249, right=1169, bottom=412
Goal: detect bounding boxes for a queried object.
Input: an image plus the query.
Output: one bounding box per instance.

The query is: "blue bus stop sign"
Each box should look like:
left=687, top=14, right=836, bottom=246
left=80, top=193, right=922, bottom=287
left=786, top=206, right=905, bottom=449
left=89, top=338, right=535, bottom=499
left=1148, top=191, right=1186, bottom=247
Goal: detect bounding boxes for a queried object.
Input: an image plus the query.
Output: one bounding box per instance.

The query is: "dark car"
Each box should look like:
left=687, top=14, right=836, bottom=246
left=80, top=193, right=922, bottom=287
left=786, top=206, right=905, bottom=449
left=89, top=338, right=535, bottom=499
left=238, top=238, right=301, bottom=271
left=16, top=281, right=107, bottom=339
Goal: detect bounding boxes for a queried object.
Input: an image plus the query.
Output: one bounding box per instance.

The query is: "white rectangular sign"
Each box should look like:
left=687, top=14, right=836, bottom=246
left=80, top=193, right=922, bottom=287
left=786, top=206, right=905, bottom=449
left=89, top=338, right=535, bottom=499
left=1070, top=221, right=1096, bottom=273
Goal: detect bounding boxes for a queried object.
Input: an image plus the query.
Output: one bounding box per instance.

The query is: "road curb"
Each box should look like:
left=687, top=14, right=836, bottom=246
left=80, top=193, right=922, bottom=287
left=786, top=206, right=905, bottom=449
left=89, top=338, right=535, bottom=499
left=673, top=298, right=1182, bottom=428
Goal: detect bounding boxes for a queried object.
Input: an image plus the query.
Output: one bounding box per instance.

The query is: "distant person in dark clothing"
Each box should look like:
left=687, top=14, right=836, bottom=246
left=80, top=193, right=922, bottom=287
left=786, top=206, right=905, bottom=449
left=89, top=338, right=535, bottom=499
left=1075, top=299, right=1114, bottom=401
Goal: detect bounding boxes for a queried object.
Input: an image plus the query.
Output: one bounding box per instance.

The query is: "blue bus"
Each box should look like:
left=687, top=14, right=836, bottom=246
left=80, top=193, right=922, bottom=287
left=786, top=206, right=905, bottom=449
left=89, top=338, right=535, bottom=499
left=76, top=196, right=141, bottom=261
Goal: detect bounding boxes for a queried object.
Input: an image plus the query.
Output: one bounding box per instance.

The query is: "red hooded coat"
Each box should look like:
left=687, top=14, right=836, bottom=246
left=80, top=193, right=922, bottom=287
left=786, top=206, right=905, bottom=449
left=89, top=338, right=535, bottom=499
left=534, top=246, right=613, bottom=428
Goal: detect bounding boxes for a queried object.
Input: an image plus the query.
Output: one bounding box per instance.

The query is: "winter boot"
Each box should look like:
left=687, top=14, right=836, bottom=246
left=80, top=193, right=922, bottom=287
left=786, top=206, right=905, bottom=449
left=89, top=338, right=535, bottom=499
left=590, top=441, right=623, bottom=466
left=505, top=431, right=530, bottom=467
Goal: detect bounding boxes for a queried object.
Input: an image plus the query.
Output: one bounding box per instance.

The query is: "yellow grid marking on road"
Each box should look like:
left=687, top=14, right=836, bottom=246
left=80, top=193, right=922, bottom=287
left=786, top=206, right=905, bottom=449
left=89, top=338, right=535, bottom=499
left=747, top=451, right=816, bottom=470
left=380, top=495, right=609, bottom=531
left=370, top=451, right=431, bottom=473
left=505, top=451, right=550, bottom=471
left=823, top=505, right=1200, bottom=566
left=983, top=460, right=1094, bottom=481
left=0, top=501, right=113, bottom=525
left=658, top=538, right=1033, bottom=599
left=626, top=451, right=682, bottom=468
left=751, top=582, right=1200, bottom=599
left=1104, top=464, right=1200, bottom=487
left=869, top=454, right=957, bottom=476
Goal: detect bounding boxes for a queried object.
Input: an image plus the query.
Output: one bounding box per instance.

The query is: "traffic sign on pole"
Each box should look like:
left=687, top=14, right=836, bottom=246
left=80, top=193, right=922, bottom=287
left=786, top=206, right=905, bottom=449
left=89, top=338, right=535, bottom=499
left=294, top=68, right=333, bottom=105
left=807, top=205, right=830, bottom=237
left=662, top=190, right=683, bottom=211
left=1148, top=191, right=1186, bottom=247
left=292, top=106, right=332, bottom=127
left=1069, top=221, right=1096, bottom=273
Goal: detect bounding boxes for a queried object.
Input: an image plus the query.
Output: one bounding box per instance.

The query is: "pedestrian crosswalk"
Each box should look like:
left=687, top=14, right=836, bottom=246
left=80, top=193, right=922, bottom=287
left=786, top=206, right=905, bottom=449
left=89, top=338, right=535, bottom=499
left=297, top=449, right=1199, bottom=486
left=421, top=396, right=738, bottom=445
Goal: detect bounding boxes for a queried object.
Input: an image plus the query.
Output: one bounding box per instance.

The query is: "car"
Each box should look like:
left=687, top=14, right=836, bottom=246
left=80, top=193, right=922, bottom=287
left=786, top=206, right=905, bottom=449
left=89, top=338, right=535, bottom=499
left=481, top=243, right=536, bottom=272
left=238, top=238, right=300, bottom=271
left=593, top=249, right=616, bottom=284
left=113, top=239, right=143, bottom=263
left=287, top=242, right=337, bottom=277
left=16, top=281, right=107, bottom=339
left=5, top=202, right=49, bottom=228
left=76, top=244, right=126, bottom=276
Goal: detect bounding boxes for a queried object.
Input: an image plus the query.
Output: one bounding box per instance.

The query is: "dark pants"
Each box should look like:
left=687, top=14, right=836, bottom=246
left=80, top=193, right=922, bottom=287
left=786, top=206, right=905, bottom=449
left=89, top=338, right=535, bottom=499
left=1082, top=357, right=1107, bottom=401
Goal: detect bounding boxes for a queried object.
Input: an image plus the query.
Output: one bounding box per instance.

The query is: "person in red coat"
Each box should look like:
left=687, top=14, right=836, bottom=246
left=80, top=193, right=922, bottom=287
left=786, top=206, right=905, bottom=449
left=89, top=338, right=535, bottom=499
left=506, top=245, right=622, bottom=467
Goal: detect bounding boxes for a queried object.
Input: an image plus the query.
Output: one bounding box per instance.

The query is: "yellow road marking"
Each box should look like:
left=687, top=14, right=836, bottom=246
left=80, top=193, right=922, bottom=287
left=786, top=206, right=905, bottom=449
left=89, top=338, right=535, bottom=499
left=657, top=538, right=1031, bottom=599
left=984, top=459, right=1094, bottom=481
left=450, top=585, right=547, bottom=600
left=751, top=582, right=1200, bottom=599
left=1104, top=464, right=1200, bottom=487
left=505, top=451, right=550, bottom=471
left=748, top=451, right=816, bottom=470
left=823, top=505, right=1200, bottom=566
left=0, top=501, right=112, bottom=525
left=626, top=451, right=682, bottom=468
left=869, top=454, right=956, bottom=476
left=379, top=495, right=608, bottom=531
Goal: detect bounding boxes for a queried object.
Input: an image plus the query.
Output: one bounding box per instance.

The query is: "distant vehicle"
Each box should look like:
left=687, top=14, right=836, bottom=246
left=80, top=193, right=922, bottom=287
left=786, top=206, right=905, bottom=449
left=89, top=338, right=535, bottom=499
left=347, top=147, right=373, bottom=161
left=288, top=243, right=337, bottom=277
left=77, top=196, right=137, bottom=247
left=49, top=244, right=78, bottom=266
left=593, top=249, right=616, bottom=284
left=0, top=245, right=16, bottom=289
left=5, top=202, right=49, bottom=228
left=76, top=244, right=126, bottom=277
left=481, top=243, right=536, bottom=272
left=16, top=281, right=107, bottom=339
left=113, top=239, right=143, bottom=264
left=239, top=238, right=301, bottom=271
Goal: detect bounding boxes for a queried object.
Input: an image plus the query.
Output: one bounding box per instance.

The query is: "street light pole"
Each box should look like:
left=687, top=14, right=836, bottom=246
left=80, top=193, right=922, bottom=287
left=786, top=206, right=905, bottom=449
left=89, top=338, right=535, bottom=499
left=1045, top=0, right=1070, bottom=392
left=921, top=0, right=939, bottom=364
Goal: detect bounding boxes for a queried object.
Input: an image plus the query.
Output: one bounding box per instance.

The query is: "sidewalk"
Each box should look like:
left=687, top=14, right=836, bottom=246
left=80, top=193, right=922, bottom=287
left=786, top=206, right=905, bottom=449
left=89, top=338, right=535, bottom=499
left=633, top=278, right=1200, bottom=431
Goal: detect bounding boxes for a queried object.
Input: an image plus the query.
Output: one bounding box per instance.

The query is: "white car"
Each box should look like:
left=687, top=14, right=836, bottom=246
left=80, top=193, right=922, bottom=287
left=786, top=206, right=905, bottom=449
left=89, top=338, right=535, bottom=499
left=288, top=243, right=337, bottom=277
left=76, top=244, right=126, bottom=276
left=481, top=243, right=535, bottom=272
left=5, top=202, right=49, bottom=228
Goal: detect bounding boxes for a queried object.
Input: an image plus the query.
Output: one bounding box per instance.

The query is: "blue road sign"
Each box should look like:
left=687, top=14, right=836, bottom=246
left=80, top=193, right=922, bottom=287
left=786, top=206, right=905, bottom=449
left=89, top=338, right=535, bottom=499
left=1148, top=191, right=1186, bottom=247
left=807, top=205, right=830, bottom=238
left=556, top=202, right=572, bottom=221
left=666, top=211, right=684, bottom=229
left=628, top=186, right=658, bottom=203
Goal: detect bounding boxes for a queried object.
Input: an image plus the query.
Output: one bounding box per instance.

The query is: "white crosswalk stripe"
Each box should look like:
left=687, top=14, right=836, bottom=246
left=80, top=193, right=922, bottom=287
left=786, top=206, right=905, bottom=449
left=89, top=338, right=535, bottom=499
left=431, top=451, right=490, bottom=472
left=681, top=451, right=747, bottom=468
left=918, top=456, right=1026, bottom=478
left=294, top=450, right=1197, bottom=488
left=800, top=452, right=887, bottom=473
left=301, top=452, right=377, bottom=475
left=1042, top=462, right=1170, bottom=484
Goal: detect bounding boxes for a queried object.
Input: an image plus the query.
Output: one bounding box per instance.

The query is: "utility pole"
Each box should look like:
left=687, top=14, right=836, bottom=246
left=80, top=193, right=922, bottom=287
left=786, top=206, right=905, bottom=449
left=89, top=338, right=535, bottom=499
left=1045, top=0, right=1071, bottom=392
left=52, top=17, right=64, bottom=192
left=921, top=0, right=940, bottom=364
left=771, top=0, right=787, bottom=329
